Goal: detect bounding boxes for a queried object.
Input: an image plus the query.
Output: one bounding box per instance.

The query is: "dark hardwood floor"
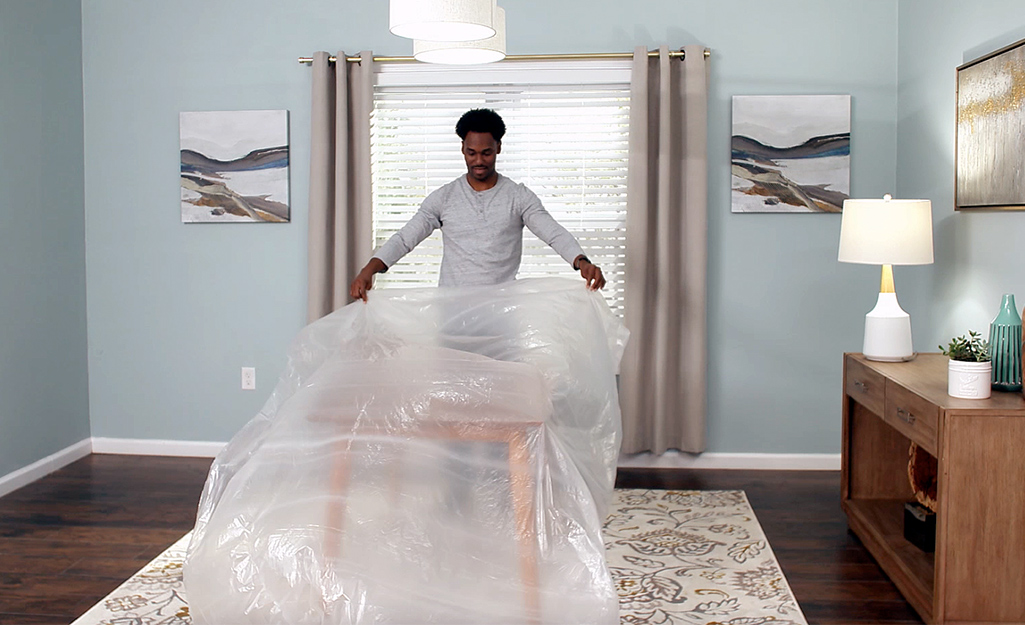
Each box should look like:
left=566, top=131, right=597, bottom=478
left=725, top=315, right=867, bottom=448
left=0, top=455, right=922, bottom=625
left=0, top=455, right=211, bottom=625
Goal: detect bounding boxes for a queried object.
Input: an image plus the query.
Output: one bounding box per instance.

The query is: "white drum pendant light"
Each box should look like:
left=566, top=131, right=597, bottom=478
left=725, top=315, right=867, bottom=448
left=390, top=0, right=496, bottom=42
left=414, top=6, right=505, bottom=64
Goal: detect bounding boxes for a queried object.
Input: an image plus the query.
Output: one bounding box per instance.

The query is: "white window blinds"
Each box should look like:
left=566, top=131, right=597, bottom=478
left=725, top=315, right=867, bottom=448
left=370, top=60, right=631, bottom=316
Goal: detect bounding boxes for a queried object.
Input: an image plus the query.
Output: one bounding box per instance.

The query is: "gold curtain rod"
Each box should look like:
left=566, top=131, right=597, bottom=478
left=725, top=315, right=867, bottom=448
left=298, top=49, right=709, bottom=65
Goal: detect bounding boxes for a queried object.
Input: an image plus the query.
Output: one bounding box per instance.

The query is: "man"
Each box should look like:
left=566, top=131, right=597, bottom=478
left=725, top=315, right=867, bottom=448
left=349, top=108, right=605, bottom=301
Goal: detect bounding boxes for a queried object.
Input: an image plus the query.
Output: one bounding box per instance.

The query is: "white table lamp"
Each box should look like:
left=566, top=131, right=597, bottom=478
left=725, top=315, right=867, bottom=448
left=838, top=195, right=934, bottom=361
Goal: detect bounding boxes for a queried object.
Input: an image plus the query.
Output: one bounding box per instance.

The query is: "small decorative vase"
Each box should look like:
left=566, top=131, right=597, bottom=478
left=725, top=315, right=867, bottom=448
left=948, top=359, right=992, bottom=399
left=989, top=294, right=1022, bottom=392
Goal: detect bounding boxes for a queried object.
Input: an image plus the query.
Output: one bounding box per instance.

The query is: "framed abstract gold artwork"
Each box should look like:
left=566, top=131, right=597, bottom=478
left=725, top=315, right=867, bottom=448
left=956, top=38, right=1025, bottom=210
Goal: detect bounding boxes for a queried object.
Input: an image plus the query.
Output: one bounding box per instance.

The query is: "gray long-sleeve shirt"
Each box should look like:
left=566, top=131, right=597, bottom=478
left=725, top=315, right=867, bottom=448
left=373, top=174, right=585, bottom=287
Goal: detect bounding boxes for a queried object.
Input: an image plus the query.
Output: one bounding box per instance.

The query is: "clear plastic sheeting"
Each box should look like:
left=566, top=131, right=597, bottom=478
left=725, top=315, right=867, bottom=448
left=184, top=278, right=629, bottom=625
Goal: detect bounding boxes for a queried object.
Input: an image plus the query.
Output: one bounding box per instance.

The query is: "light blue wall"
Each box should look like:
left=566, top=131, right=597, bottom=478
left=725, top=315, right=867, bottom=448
left=0, top=0, right=90, bottom=475
left=897, top=1, right=1025, bottom=348
left=15, top=0, right=1023, bottom=472
left=80, top=0, right=900, bottom=452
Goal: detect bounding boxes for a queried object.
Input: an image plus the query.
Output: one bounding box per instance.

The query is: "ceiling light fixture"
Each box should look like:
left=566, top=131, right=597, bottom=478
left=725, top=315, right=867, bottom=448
left=389, top=0, right=496, bottom=43
left=413, top=6, right=505, bottom=64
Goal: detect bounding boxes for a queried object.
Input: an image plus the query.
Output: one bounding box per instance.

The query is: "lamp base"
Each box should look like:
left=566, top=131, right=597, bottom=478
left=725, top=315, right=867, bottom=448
left=863, top=292, right=915, bottom=362
left=864, top=351, right=917, bottom=363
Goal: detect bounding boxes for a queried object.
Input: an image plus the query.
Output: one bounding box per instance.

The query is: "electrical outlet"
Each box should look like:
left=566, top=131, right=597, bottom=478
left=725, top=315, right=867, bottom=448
left=241, top=367, right=256, bottom=390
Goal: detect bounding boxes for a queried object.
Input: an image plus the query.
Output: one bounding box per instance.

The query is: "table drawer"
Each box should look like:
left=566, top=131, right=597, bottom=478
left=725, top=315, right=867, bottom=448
left=884, top=381, right=939, bottom=455
left=846, top=357, right=885, bottom=415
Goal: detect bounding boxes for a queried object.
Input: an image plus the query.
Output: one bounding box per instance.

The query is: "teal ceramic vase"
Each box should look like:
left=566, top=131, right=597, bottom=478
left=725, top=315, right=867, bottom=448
left=989, top=293, right=1022, bottom=392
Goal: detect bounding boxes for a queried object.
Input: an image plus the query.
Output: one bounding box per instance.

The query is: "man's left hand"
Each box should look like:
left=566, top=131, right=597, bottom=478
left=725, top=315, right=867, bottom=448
left=575, top=256, right=605, bottom=291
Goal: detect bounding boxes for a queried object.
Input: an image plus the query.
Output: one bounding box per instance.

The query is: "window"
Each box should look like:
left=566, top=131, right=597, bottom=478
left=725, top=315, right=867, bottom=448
left=370, top=60, right=631, bottom=316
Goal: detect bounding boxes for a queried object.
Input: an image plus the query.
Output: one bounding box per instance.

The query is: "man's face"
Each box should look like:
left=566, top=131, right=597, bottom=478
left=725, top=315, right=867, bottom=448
left=461, top=131, right=501, bottom=183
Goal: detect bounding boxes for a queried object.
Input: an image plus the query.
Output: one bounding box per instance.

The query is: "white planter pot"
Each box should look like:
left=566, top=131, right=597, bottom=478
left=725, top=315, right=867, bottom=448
left=947, top=359, right=992, bottom=399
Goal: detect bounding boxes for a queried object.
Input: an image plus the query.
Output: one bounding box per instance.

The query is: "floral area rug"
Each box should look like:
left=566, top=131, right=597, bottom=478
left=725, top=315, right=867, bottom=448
left=71, top=489, right=805, bottom=625
left=606, top=490, right=806, bottom=625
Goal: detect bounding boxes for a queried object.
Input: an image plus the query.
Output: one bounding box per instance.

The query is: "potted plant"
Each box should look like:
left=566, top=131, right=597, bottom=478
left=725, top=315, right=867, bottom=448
left=940, top=330, right=992, bottom=399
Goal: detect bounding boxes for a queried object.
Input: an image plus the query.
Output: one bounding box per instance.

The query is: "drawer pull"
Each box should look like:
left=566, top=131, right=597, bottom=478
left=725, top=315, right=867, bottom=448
left=897, top=407, right=916, bottom=424
left=854, top=380, right=869, bottom=392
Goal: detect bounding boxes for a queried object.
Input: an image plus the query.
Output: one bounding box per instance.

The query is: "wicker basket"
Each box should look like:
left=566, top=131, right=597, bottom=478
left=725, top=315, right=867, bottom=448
left=907, top=442, right=938, bottom=512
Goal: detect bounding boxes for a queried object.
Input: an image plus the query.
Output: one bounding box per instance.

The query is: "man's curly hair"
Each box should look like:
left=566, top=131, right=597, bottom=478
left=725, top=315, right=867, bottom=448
left=455, top=108, right=506, bottom=142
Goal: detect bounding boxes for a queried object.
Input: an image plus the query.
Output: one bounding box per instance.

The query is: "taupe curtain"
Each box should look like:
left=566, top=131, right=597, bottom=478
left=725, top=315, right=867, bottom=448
left=307, top=51, right=375, bottom=322
left=620, top=45, right=709, bottom=455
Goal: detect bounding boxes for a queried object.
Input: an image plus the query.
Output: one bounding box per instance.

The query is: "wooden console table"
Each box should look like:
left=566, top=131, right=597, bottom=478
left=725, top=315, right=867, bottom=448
left=842, top=353, right=1025, bottom=624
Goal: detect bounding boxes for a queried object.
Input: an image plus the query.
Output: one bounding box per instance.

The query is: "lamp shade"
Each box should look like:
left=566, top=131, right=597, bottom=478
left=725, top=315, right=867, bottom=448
left=390, top=0, right=496, bottom=42
left=838, top=196, right=934, bottom=265
left=413, top=6, right=505, bottom=64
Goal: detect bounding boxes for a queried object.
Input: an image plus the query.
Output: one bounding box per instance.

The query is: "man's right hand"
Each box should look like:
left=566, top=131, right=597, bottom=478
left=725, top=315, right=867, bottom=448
left=349, top=258, right=388, bottom=302
left=574, top=255, right=606, bottom=291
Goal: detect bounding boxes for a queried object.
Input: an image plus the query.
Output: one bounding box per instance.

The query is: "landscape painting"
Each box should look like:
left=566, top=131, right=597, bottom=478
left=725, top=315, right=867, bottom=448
left=180, top=110, right=290, bottom=223
left=731, top=95, right=850, bottom=213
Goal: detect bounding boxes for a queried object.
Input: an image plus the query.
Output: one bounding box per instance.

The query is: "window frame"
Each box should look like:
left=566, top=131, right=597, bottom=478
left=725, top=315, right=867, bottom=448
left=369, top=59, right=632, bottom=316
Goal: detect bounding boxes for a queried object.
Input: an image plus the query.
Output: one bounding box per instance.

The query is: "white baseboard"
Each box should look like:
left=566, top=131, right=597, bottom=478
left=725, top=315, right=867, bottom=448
left=618, top=451, right=840, bottom=471
left=1, top=438, right=837, bottom=499
left=0, top=438, right=93, bottom=498
left=91, top=437, right=226, bottom=458
left=88, top=440, right=839, bottom=470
